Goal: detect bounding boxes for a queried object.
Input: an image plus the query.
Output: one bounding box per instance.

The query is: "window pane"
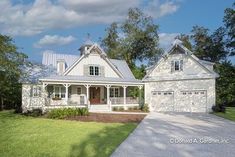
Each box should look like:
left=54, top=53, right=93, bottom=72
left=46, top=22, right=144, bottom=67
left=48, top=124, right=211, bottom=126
left=115, top=88, right=119, bottom=97
left=89, top=66, right=94, bottom=75
left=95, top=66, right=99, bottom=76
left=175, top=61, right=180, bottom=71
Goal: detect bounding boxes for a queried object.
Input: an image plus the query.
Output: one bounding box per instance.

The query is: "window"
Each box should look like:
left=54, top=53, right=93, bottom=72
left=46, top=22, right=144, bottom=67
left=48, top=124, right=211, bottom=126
left=57, top=60, right=65, bottom=74
left=33, top=86, right=41, bottom=97
left=175, top=60, right=180, bottom=71
left=171, top=60, right=183, bottom=72
left=89, top=66, right=99, bottom=76
left=77, top=87, right=82, bottom=95
left=110, top=87, right=119, bottom=97
left=54, top=86, right=65, bottom=98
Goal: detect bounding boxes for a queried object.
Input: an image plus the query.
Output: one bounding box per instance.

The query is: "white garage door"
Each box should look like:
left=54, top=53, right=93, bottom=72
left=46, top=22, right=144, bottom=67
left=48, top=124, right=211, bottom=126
left=151, top=91, right=174, bottom=112
left=177, top=90, right=207, bottom=112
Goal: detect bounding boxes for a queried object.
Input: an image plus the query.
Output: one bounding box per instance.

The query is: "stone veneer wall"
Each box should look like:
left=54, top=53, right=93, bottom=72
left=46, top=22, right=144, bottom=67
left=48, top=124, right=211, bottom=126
left=22, top=84, right=46, bottom=112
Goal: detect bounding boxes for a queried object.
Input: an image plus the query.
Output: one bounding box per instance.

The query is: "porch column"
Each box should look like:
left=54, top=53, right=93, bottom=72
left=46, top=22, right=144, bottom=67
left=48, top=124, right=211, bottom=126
left=85, top=84, right=91, bottom=108
left=42, top=83, right=48, bottom=108
left=123, top=86, right=127, bottom=110
left=105, top=85, right=111, bottom=110
left=63, top=84, right=71, bottom=105
left=138, top=85, right=143, bottom=105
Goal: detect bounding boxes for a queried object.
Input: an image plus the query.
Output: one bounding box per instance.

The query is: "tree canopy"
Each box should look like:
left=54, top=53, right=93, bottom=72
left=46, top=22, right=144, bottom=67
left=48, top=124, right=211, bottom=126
left=0, top=34, right=28, bottom=110
left=101, top=8, right=163, bottom=70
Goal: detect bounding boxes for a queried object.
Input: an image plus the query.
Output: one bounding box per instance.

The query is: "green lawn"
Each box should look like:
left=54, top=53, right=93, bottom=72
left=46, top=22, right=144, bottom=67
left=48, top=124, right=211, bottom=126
left=0, top=111, right=137, bottom=157
left=213, top=107, right=235, bottom=121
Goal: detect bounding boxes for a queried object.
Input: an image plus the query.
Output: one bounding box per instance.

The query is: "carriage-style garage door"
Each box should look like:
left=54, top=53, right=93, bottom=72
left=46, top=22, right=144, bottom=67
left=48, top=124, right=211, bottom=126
left=151, top=91, right=174, bottom=112
left=151, top=90, right=207, bottom=112
left=177, top=90, right=207, bottom=112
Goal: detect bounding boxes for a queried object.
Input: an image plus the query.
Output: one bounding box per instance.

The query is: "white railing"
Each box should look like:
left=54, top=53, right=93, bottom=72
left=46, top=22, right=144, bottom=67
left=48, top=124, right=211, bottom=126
left=110, top=97, right=139, bottom=104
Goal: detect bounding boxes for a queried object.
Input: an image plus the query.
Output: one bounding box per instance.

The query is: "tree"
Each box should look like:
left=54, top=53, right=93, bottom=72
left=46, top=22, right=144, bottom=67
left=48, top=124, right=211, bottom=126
left=176, top=34, right=193, bottom=51
left=102, top=8, right=162, bottom=70
left=191, top=26, right=228, bottom=63
left=215, top=61, right=235, bottom=105
left=0, top=34, right=28, bottom=110
left=101, top=22, right=120, bottom=59
left=223, top=2, right=235, bottom=55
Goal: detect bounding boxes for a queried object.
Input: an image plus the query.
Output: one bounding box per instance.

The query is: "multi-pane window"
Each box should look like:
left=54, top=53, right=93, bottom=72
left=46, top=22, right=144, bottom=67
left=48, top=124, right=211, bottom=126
left=33, top=86, right=41, bottom=97
left=110, top=87, right=119, bottom=97
left=77, top=87, right=82, bottom=95
left=54, top=86, right=65, bottom=98
left=174, top=60, right=180, bottom=71
left=171, top=60, right=183, bottom=72
left=89, top=66, right=99, bottom=76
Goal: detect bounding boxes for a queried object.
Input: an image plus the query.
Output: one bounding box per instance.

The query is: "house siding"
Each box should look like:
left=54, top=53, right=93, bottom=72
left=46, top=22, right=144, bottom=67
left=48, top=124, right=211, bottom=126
left=67, top=53, right=120, bottom=78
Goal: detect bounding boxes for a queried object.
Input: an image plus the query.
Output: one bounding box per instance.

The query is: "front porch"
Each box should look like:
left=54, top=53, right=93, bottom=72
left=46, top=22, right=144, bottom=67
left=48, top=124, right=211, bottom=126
left=41, top=82, right=143, bottom=111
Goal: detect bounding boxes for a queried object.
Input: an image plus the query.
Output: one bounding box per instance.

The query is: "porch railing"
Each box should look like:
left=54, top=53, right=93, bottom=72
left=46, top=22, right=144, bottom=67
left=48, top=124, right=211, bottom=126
left=110, top=97, right=139, bottom=104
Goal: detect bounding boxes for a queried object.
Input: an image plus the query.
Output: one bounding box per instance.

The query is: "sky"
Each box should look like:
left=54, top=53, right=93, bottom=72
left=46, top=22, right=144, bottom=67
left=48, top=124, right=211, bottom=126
left=0, top=0, right=234, bottom=63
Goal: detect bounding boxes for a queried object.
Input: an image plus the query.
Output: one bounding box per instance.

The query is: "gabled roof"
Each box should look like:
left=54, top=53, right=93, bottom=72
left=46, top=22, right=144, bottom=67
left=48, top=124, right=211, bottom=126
left=63, top=44, right=123, bottom=78
left=143, top=39, right=219, bottom=80
left=41, top=45, right=135, bottom=79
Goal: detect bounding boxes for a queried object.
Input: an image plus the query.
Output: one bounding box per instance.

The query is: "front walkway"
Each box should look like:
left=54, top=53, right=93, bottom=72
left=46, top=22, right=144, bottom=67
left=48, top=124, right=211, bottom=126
left=111, top=112, right=235, bottom=157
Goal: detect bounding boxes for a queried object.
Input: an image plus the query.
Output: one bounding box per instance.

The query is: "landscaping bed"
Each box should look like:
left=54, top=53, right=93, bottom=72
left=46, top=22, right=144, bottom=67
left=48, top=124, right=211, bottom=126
left=66, top=112, right=146, bottom=123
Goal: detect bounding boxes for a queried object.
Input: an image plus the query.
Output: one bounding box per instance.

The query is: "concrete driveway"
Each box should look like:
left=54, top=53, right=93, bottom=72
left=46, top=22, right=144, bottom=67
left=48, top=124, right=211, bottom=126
left=111, top=112, right=235, bottom=157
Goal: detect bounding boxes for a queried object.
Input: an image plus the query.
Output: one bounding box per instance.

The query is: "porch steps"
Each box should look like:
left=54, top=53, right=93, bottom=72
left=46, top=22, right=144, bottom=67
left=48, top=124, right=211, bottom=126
left=89, top=105, right=110, bottom=112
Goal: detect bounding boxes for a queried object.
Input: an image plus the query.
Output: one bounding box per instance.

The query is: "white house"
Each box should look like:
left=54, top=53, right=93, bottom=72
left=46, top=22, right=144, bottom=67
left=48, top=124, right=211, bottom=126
left=143, top=39, right=219, bottom=113
left=22, top=42, right=143, bottom=112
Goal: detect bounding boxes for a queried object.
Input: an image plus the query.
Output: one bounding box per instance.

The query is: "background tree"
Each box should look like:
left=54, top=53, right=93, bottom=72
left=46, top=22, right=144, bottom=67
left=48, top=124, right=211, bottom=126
left=223, top=2, right=235, bottom=55
left=176, top=34, right=192, bottom=51
left=0, top=34, right=28, bottom=111
left=101, top=8, right=162, bottom=71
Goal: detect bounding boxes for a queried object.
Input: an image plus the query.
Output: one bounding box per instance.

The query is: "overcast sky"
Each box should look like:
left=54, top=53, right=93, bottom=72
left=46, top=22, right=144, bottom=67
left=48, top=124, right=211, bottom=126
left=0, top=0, right=234, bottom=63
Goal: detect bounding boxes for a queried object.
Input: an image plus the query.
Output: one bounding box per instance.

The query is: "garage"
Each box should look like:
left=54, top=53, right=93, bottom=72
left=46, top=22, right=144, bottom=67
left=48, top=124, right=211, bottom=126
left=150, top=90, right=207, bottom=112
left=177, top=90, right=207, bottom=112
left=151, top=91, right=174, bottom=112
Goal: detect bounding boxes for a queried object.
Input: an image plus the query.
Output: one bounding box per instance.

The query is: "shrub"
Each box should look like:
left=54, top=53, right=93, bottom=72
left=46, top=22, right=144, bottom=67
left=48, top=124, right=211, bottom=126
left=112, top=107, right=118, bottom=111
left=24, top=109, right=43, bottom=117
left=47, top=108, right=89, bottom=119
left=212, top=104, right=226, bottom=113
left=141, top=104, right=149, bottom=112
left=118, top=107, right=124, bottom=111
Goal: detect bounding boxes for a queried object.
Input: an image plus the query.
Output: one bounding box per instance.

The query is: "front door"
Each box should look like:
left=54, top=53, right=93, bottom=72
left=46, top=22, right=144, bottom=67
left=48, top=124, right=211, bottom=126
left=90, top=87, right=100, bottom=104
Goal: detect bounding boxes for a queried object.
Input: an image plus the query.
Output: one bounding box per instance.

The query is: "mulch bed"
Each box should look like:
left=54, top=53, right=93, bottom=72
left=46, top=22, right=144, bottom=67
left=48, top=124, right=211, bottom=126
left=65, top=113, right=146, bottom=123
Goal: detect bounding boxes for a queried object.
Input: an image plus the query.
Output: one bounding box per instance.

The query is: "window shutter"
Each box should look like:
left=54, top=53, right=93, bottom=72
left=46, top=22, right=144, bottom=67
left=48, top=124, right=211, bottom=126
left=171, top=61, right=174, bottom=72
left=180, top=60, right=183, bottom=71
left=38, top=86, right=42, bottom=97
left=100, top=66, right=105, bottom=77
left=84, top=65, right=89, bottom=76
left=30, top=85, right=33, bottom=97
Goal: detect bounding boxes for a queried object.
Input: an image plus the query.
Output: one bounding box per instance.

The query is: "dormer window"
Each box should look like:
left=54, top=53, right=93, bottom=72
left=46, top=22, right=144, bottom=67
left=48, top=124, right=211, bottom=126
left=89, top=66, right=99, bottom=76
left=57, top=60, right=65, bottom=74
left=171, top=60, right=183, bottom=72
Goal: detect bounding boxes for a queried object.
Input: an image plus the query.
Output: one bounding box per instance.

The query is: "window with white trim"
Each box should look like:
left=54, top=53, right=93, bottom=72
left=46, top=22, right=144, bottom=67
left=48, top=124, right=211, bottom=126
left=54, top=86, right=65, bottom=98
left=89, top=66, right=99, bottom=76
left=110, top=87, right=119, bottom=97
left=171, top=60, right=183, bottom=72
left=33, top=86, right=41, bottom=97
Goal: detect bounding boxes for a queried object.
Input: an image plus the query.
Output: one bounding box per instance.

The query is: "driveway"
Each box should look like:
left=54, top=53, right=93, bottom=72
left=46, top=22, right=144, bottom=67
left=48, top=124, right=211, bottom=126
left=111, top=112, right=235, bottom=157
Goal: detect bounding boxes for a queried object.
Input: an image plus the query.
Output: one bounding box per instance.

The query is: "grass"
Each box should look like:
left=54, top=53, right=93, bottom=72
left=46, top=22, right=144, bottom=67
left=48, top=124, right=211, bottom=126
left=213, top=107, right=235, bottom=121
left=0, top=110, right=137, bottom=157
